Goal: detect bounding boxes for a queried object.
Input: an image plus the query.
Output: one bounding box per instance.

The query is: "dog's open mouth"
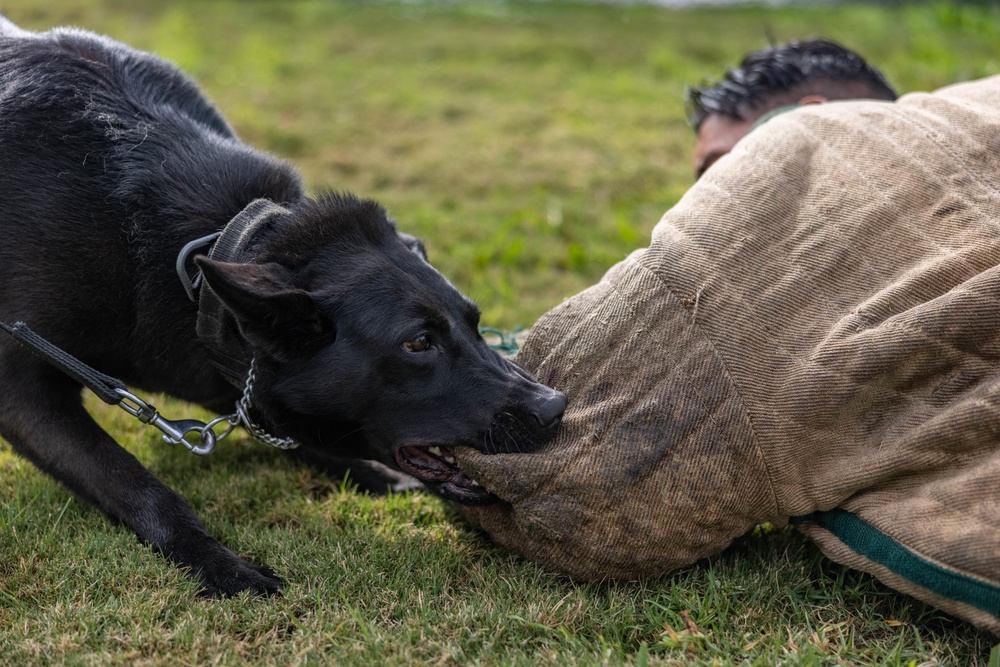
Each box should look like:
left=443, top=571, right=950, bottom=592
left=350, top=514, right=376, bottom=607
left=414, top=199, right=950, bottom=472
left=395, top=445, right=496, bottom=505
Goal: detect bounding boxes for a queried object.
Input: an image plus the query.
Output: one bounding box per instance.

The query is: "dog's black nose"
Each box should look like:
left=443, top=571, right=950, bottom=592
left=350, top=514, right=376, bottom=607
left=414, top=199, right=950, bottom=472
left=531, top=389, right=567, bottom=429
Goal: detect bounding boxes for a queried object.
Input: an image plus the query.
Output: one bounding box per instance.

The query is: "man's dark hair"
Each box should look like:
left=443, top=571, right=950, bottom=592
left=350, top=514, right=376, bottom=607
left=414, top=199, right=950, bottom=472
left=686, top=39, right=898, bottom=131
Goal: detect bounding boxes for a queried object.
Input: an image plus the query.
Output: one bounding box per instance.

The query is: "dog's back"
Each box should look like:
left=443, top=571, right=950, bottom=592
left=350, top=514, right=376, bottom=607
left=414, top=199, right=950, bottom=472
left=0, top=19, right=302, bottom=391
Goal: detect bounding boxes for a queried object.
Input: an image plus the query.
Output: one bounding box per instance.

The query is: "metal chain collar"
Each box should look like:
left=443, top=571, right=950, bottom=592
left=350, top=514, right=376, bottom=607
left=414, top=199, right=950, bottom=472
left=117, top=356, right=300, bottom=455
left=232, top=358, right=301, bottom=450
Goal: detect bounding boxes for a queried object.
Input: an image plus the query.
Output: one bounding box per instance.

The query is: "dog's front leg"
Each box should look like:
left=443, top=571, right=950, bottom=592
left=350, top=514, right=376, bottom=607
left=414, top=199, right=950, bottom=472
left=0, top=358, right=282, bottom=597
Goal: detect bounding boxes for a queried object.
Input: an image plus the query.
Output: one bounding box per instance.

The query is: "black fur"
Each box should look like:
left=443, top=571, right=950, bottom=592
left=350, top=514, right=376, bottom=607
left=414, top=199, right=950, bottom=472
left=0, top=17, right=565, bottom=597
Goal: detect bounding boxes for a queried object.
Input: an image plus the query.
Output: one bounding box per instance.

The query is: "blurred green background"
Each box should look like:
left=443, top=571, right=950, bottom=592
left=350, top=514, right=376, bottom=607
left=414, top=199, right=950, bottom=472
left=2, top=1, right=999, bottom=665
left=9, top=0, right=999, bottom=326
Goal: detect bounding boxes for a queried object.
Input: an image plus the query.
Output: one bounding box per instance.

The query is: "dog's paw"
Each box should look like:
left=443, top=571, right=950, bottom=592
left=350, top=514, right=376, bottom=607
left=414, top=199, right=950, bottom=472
left=195, top=557, right=284, bottom=599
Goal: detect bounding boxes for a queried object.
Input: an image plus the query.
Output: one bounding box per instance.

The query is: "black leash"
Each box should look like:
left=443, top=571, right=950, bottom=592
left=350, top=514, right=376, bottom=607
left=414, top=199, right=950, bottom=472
left=0, top=320, right=125, bottom=405
left=0, top=320, right=232, bottom=455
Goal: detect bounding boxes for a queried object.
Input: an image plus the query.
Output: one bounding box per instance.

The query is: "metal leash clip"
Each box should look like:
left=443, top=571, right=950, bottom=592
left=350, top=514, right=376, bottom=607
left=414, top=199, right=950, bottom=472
left=114, top=388, right=229, bottom=456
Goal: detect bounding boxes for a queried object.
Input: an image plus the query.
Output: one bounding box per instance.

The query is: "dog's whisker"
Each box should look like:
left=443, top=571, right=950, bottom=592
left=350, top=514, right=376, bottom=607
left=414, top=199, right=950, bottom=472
left=330, top=425, right=366, bottom=445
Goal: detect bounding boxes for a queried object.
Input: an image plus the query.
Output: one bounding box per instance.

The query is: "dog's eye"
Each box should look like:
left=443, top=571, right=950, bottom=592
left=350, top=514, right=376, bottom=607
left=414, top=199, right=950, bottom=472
left=403, top=335, right=431, bottom=353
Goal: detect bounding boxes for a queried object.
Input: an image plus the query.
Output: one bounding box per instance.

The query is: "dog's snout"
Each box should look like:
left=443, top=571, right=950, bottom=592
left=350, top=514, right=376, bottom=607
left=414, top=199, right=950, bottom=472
left=531, top=389, right=567, bottom=429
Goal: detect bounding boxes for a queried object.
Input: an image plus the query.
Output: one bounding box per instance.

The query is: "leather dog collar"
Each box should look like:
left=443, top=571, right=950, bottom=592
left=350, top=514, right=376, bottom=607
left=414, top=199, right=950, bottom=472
left=192, top=198, right=292, bottom=388
left=187, top=198, right=302, bottom=451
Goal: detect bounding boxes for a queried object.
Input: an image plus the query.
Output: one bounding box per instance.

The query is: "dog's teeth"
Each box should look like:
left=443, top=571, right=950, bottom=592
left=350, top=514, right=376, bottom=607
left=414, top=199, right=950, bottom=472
left=470, top=480, right=482, bottom=487
left=428, top=446, right=442, bottom=456
left=444, top=455, right=457, bottom=465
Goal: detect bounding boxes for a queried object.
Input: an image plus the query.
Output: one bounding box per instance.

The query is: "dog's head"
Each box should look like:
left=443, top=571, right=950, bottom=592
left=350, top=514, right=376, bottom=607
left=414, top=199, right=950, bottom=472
left=196, top=193, right=566, bottom=504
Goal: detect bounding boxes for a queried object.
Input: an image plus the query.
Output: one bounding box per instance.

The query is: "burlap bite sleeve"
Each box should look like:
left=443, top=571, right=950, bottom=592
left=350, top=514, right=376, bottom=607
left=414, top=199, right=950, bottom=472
left=455, top=76, right=1000, bottom=634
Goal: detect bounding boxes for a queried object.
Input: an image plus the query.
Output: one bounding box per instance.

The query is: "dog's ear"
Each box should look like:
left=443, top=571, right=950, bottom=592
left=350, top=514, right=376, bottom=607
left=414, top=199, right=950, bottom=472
left=397, top=231, right=428, bottom=261
left=196, top=257, right=333, bottom=357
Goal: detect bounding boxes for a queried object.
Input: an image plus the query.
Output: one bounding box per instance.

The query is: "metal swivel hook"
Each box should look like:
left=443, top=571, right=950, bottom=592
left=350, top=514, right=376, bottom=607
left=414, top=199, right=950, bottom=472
left=114, top=389, right=218, bottom=455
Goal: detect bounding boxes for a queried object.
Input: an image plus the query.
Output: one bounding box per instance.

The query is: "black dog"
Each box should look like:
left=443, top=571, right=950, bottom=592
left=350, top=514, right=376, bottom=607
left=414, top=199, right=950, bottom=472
left=0, top=17, right=566, bottom=597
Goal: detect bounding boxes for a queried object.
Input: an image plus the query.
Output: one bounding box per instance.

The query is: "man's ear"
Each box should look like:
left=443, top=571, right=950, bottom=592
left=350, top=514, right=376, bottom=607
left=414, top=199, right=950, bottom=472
left=196, top=257, right=333, bottom=357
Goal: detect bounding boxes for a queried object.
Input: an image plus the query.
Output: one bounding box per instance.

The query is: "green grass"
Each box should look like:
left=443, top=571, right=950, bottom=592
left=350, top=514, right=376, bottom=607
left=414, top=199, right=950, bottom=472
left=1, top=0, right=999, bottom=664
